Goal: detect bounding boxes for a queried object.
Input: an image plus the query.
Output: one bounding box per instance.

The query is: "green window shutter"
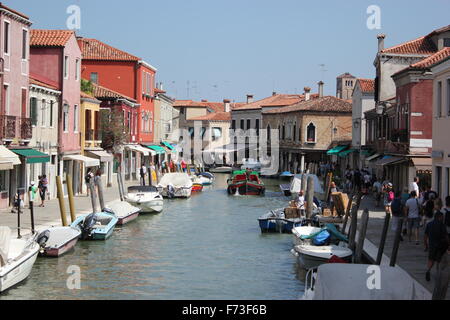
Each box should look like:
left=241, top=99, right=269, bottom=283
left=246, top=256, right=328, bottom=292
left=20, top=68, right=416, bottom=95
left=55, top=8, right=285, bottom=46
left=30, top=97, right=37, bottom=126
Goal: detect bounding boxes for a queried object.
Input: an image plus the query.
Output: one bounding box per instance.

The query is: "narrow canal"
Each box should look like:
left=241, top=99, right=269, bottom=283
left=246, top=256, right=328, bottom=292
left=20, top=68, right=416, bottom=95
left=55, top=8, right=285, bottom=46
left=1, top=174, right=306, bottom=300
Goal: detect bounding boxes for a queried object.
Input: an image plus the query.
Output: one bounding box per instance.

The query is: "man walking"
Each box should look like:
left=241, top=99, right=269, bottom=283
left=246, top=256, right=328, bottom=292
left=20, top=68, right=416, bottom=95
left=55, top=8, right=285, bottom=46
left=424, top=211, right=449, bottom=281
left=404, top=190, right=423, bottom=245
left=410, top=177, right=420, bottom=195
left=391, top=190, right=404, bottom=241
left=140, top=164, right=147, bottom=186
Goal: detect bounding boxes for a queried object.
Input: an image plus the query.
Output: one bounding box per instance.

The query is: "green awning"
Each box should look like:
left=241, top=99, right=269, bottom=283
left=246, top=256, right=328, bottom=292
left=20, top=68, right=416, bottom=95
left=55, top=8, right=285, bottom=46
left=338, top=149, right=358, bottom=157
left=146, top=145, right=166, bottom=154
left=327, top=145, right=348, bottom=155
left=361, top=150, right=374, bottom=157
left=161, top=141, right=175, bottom=151
left=10, top=149, right=50, bottom=164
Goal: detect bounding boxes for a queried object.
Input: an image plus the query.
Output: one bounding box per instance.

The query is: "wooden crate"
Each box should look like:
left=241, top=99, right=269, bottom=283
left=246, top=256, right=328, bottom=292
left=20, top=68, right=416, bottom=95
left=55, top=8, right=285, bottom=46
left=285, top=207, right=301, bottom=219
left=322, top=208, right=332, bottom=217
left=331, top=192, right=349, bottom=217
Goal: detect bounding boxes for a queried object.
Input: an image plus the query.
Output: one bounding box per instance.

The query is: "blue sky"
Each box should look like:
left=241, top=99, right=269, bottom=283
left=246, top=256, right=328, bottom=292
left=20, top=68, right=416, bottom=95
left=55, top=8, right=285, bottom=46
left=10, top=0, right=450, bottom=102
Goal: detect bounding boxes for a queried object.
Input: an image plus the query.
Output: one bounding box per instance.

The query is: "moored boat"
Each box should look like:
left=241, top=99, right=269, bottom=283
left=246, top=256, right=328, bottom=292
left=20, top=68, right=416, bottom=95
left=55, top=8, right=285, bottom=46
left=36, top=226, right=81, bottom=257
left=104, top=200, right=141, bottom=224
left=125, top=185, right=163, bottom=213
left=227, top=170, right=265, bottom=196
left=257, top=208, right=306, bottom=233
left=197, top=172, right=214, bottom=185
left=209, top=166, right=232, bottom=173
left=157, top=173, right=193, bottom=198
left=294, top=243, right=352, bottom=270
left=71, top=212, right=118, bottom=240
left=0, top=226, right=40, bottom=293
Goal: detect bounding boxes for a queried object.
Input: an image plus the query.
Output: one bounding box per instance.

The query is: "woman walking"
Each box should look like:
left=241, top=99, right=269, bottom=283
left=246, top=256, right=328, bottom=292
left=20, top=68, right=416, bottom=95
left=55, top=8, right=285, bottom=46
left=39, top=175, right=48, bottom=207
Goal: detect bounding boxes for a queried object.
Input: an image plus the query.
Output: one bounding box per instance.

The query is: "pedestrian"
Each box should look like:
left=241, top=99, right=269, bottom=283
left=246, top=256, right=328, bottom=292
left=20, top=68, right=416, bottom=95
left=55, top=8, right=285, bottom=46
left=383, top=182, right=394, bottom=216
left=28, top=181, right=38, bottom=207
left=373, top=179, right=382, bottom=207
left=424, top=211, right=449, bottom=281
left=442, top=196, right=450, bottom=237
left=297, top=190, right=306, bottom=216
left=404, top=190, right=423, bottom=245
left=181, top=159, right=187, bottom=173
left=39, top=175, right=48, bottom=207
left=423, top=194, right=436, bottom=226
left=391, top=190, right=404, bottom=241
left=329, top=182, right=337, bottom=216
left=140, top=164, right=147, bottom=186
left=353, top=169, right=361, bottom=192
left=409, top=177, right=420, bottom=195
left=85, top=168, right=94, bottom=197
left=363, top=171, right=371, bottom=194
left=150, top=162, right=157, bottom=185
left=423, top=185, right=438, bottom=203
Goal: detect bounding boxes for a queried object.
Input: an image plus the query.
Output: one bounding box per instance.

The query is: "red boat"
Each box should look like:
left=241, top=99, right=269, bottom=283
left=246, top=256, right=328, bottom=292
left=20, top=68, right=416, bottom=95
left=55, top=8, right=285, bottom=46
left=192, top=183, right=204, bottom=192
left=227, top=170, right=265, bottom=196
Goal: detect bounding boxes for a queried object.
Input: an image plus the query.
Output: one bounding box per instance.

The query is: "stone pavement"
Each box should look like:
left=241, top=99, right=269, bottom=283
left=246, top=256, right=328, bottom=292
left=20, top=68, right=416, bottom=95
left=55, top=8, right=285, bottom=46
left=0, top=178, right=137, bottom=236
left=356, top=194, right=449, bottom=300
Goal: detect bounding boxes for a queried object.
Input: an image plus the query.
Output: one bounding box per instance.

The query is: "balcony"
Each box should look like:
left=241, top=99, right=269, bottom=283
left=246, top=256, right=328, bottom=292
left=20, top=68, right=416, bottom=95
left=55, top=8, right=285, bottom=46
left=85, top=128, right=102, bottom=148
left=0, top=116, right=32, bottom=141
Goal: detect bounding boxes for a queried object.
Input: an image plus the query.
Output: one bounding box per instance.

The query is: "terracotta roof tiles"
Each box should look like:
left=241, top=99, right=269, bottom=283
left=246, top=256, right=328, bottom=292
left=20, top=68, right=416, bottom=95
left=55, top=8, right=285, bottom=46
left=357, top=79, right=375, bottom=93
left=410, top=47, right=450, bottom=69
left=381, top=36, right=437, bottom=55
left=90, top=81, right=137, bottom=103
left=188, top=112, right=231, bottom=122
left=30, top=30, right=75, bottom=47
left=262, top=96, right=352, bottom=115
left=233, top=94, right=313, bottom=111
left=29, top=77, right=60, bottom=91
left=78, top=38, right=140, bottom=62
left=0, top=3, right=29, bottom=20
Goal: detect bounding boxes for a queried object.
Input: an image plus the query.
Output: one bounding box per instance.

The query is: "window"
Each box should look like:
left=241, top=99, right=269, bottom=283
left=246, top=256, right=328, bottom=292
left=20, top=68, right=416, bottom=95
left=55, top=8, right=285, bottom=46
left=293, top=123, right=297, bottom=141
left=64, top=56, right=69, bottom=79
left=437, top=81, right=442, bottom=117
left=63, top=104, right=69, bottom=132
left=22, top=29, right=28, bottom=60
left=436, top=166, right=442, bottom=198
left=231, top=120, right=236, bottom=130
left=30, top=97, right=38, bottom=126
left=306, top=123, right=316, bottom=143
left=90, top=72, right=98, bottom=84
left=142, top=72, right=146, bottom=94
left=3, top=21, right=9, bottom=54
left=240, top=119, right=244, bottom=130
left=447, top=79, right=450, bottom=116
left=75, top=59, right=80, bottom=81
left=444, top=38, right=450, bottom=47
left=149, top=112, right=153, bottom=133
left=4, top=85, right=9, bottom=115
left=49, top=101, right=54, bottom=127
left=127, top=112, right=131, bottom=132
left=255, top=119, right=260, bottom=136
left=247, top=119, right=251, bottom=130
left=282, top=125, right=285, bottom=140
left=41, top=99, right=46, bottom=127
left=445, top=167, right=449, bottom=198
left=74, top=105, right=79, bottom=132
left=212, top=127, right=222, bottom=141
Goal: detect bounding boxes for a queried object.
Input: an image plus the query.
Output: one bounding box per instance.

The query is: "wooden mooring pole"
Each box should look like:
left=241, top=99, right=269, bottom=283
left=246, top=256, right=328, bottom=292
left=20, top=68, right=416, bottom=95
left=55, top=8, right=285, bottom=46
left=88, top=181, right=98, bottom=213
left=348, top=205, right=358, bottom=250
left=354, top=209, right=370, bottom=263
left=66, top=175, right=76, bottom=223
left=305, top=176, right=314, bottom=219
left=376, top=212, right=391, bottom=265
left=56, top=176, right=68, bottom=227
left=390, top=218, right=404, bottom=267
left=117, top=169, right=124, bottom=201
left=97, top=177, right=105, bottom=210
left=342, top=193, right=354, bottom=234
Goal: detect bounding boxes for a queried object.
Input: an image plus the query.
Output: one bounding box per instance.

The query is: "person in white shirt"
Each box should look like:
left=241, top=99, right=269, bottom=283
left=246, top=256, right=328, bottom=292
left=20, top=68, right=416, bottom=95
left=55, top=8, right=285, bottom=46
left=409, top=177, right=420, bottom=195
left=373, top=179, right=382, bottom=207
left=404, top=190, right=423, bottom=244
left=297, top=190, right=306, bottom=216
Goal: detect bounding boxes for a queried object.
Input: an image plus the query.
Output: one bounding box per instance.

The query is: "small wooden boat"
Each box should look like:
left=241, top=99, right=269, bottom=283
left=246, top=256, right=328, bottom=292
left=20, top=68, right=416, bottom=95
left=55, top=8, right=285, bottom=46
left=292, top=226, right=322, bottom=246
left=209, top=166, right=232, bottom=173
left=294, top=243, right=352, bottom=270
left=157, top=173, right=193, bottom=198
left=227, top=170, right=265, bottom=196
left=71, top=212, right=118, bottom=240
left=104, top=200, right=141, bottom=224
left=36, top=226, right=81, bottom=257
left=0, top=226, right=40, bottom=292
left=125, top=186, right=163, bottom=213
left=257, top=208, right=306, bottom=233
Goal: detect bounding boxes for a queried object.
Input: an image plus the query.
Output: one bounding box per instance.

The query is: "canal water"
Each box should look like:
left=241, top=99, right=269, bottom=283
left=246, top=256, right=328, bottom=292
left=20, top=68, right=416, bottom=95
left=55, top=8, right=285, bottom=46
left=1, top=174, right=306, bottom=300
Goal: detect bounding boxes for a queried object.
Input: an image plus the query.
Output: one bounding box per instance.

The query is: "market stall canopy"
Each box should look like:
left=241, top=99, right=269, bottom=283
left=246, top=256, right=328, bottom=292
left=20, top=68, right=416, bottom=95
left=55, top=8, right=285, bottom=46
left=338, top=149, right=357, bottom=157
left=161, top=141, right=175, bottom=151
left=10, top=148, right=50, bottom=164
left=125, top=144, right=153, bottom=156
left=0, top=146, right=21, bottom=170
left=326, top=145, right=348, bottom=155
left=86, top=150, right=114, bottom=162
left=146, top=145, right=166, bottom=155
left=63, top=155, right=100, bottom=167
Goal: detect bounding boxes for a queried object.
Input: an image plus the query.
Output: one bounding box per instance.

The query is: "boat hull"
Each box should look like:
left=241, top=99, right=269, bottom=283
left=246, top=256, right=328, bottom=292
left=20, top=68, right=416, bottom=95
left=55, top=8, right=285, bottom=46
left=258, top=218, right=304, bottom=233
left=42, top=236, right=79, bottom=257
left=192, top=183, right=204, bottom=192
left=227, top=182, right=265, bottom=196
left=70, top=213, right=118, bottom=241
left=295, top=245, right=352, bottom=269
left=0, top=241, right=39, bottom=293
left=117, top=211, right=140, bottom=225
left=160, top=187, right=192, bottom=198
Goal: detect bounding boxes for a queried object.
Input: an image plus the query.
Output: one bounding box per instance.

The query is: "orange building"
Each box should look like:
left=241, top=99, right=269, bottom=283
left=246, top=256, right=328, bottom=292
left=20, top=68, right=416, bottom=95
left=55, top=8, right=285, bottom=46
left=77, top=37, right=157, bottom=144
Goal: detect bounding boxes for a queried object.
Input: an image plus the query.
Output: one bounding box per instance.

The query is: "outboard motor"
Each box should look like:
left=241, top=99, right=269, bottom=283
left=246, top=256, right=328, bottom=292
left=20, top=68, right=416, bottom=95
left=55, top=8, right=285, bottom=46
left=167, top=184, right=175, bottom=199
left=102, top=207, right=115, bottom=216
left=36, top=229, right=50, bottom=249
left=80, top=213, right=97, bottom=240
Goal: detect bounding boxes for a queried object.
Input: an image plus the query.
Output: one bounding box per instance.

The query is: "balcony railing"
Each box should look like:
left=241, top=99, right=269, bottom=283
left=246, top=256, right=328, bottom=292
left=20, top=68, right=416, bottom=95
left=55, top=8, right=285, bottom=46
left=0, top=116, right=32, bottom=141
left=20, top=118, right=32, bottom=140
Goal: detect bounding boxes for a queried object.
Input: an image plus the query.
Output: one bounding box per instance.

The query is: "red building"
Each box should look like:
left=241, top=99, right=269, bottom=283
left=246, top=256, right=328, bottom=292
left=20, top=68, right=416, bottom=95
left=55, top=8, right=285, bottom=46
left=77, top=37, right=157, bottom=144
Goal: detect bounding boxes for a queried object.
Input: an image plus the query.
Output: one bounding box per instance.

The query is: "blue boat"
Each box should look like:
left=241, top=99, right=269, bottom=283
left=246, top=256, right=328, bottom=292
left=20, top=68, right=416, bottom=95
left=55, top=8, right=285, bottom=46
left=71, top=212, right=118, bottom=240
left=279, top=171, right=294, bottom=178
left=257, top=208, right=306, bottom=233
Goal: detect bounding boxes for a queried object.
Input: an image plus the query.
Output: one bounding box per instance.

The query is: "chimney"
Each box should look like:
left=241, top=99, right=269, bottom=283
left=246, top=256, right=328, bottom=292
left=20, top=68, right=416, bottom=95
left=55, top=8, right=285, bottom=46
left=246, top=94, right=254, bottom=104
left=304, top=87, right=311, bottom=101
left=223, top=99, right=231, bottom=112
left=318, top=81, right=324, bottom=98
left=377, top=34, right=386, bottom=53
left=159, top=82, right=163, bottom=91
left=201, top=99, right=208, bottom=102
left=272, top=91, right=277, bottom=96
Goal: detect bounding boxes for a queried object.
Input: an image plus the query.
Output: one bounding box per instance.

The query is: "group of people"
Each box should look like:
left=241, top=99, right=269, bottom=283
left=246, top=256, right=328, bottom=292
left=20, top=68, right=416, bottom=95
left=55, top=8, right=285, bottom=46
left=138, top=159, right=189, bottom=186
left=28, top=175, right=48, bottom=207
left=84, top=168, right=103, bottom=196
left=375, top=176, right=449, bottom=282
left=343, top=166, right=373, bottom=194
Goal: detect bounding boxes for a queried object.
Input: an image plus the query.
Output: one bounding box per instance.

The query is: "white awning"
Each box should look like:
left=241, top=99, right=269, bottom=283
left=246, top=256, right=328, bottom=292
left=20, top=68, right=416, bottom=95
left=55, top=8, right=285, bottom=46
left=86, top=150, right=114, bottom=162
left=0, top=146, right=21, bottom=170
left=63, top=155, right=100, bottom=167
left=125, top=144, right=155, bottom=156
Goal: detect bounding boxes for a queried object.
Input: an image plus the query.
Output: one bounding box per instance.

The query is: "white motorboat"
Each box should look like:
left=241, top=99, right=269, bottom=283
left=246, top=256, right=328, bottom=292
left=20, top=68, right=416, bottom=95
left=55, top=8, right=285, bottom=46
left=290, top=174, right=325, bottom=200
left=303, top=263, right=430, bottom=300
left=157, top=173, right=193, bottom=198
left=104, top=200, right=141, bottom=224
left=241, top=158, right=261, bottom=171
left=294, top=243, right=353, bottom=270
left=36, top=226, right=81, bottom=257
left=0, top=226, right=40, bottom=293
left=209, top=166, right=232, bottom=173
left=292, top=226, right=322, bottom=246
left=125, top=186, right=164, bottom=213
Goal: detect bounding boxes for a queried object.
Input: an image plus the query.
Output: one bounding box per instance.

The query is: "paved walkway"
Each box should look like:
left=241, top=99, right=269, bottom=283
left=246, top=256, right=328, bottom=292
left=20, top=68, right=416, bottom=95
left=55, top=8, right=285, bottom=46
left=356, top=194, right=449, bottom=300
left=0, top=178, right=137, bottom=236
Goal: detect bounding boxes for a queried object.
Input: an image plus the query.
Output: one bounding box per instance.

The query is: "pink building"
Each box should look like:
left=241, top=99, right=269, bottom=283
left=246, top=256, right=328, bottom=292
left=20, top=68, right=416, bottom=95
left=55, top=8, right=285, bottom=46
left=30, top=30, right=87, bottom=193
left=0, top=4, right=33, bottom=207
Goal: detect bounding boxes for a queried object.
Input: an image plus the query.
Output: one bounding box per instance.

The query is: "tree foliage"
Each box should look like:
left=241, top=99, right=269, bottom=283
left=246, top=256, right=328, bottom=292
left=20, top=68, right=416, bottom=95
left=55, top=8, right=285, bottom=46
left=100, top=108, right=129, bottom=151
left=81, top=79, right=94, bottom=95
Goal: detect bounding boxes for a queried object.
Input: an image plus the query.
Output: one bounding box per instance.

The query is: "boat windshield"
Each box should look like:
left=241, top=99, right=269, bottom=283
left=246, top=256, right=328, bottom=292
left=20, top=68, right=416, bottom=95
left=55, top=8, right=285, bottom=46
left=128, top=186, right=158, bottom=193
